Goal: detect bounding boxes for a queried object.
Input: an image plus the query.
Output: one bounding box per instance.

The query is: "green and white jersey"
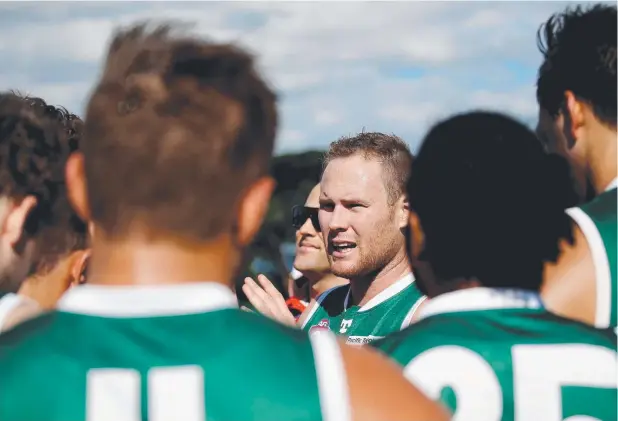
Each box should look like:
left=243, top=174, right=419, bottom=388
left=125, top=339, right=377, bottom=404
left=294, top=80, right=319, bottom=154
left=301, top=274, right=425, bottom=346
left=0, top=283, right=351, bottom=421
left=566, top=177, right=617, bottom=328
left=373, top=288, right=617, bottom=421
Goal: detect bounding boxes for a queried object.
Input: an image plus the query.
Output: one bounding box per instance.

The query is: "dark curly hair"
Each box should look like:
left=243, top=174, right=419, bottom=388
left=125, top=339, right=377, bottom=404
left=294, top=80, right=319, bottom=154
left=536, top=4, right=616, bottom=127
left=408, top=111, right=579, bottom=291
left=0, top=92, right=87, bottom=283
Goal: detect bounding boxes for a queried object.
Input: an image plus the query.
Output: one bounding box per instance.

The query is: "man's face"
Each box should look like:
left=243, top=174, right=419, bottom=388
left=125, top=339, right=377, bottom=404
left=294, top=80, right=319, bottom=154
left=293, top=184, right=330, bottom=275
left=536, top=107, right=588, bottom=200
left=319, top=154, right=405, bottom=279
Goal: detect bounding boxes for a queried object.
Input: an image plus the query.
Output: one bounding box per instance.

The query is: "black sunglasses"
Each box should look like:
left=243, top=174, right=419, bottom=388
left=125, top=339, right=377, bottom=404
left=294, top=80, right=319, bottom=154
left=292, top=205, right=320, bottom=231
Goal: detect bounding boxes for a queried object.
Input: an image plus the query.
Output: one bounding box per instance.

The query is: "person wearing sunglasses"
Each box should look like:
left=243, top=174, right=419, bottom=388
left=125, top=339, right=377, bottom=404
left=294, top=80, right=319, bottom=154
left=244, top=134, right=427, bottom=344
left=243, top=183, right=348, bottom=325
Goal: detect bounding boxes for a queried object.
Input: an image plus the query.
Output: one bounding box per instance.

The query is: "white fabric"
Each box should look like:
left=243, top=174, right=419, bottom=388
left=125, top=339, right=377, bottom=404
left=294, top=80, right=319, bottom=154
left=417, top=288, right=543, bottom=321
left=57, top=282, right=238, bottom=318
left=0, top=293, right=33, bottom=332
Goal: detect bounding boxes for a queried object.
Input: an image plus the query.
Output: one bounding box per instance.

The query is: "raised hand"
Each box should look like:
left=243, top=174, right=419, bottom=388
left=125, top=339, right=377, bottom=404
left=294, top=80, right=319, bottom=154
left=242, top=274, right=297, bottom=327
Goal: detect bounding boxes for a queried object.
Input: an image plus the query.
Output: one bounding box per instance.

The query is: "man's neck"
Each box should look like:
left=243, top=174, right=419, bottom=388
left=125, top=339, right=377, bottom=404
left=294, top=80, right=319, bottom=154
left=310, top=273, right=348, bottom=299
left=87, top=232, right=236, bottom=289
left=587, top=127, right=617, bottom=195
left=348, top=249, right=411, bottom=307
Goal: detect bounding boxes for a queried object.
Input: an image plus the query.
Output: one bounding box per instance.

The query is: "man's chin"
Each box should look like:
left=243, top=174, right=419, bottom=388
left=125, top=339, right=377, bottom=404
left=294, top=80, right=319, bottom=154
left=293, top=259, right=316, bottom=275
left=331, top=263, right=361, bottom=280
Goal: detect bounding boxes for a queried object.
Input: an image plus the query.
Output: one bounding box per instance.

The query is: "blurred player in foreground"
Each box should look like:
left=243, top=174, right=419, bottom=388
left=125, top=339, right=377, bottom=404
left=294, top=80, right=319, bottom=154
left=373, top=111, right=616, bottom=420
left=0, top=23, right=449, bottom=421
left=0, top=93, right=88, bottom=332
left=535, top=4, right=618, bottom=330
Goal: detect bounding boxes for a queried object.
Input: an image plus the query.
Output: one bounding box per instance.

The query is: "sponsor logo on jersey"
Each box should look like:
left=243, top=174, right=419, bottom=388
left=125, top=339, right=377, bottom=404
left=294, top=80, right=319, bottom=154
left=309, top=318, right=330, bottom=334
left=339, top=319, right=353, bottom=334
left=345, top=335, right=384, bottom=346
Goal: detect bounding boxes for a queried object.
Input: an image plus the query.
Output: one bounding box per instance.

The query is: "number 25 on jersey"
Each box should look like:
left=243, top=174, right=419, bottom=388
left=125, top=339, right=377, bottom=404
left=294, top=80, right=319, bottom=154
left=405, top=344, right=617, bottom=421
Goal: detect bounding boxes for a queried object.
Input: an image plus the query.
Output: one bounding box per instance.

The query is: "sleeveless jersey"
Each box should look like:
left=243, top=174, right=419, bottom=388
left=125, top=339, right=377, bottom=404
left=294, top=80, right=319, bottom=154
left=373, top=288, right=617, bottom=421
left=566, top=178, right=617, bottom=328
left=0, top=283, right=351, bottom=421
left=301, top=274, right=425, bottom=346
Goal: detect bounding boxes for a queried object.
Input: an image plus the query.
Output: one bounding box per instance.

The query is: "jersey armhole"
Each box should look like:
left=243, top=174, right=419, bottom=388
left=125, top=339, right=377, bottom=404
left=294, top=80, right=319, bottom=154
left=566, top=206, right=612, bottom=328
left=310, top=332, right=352, bottom=421
left=400, top=296, right=428, bottom=329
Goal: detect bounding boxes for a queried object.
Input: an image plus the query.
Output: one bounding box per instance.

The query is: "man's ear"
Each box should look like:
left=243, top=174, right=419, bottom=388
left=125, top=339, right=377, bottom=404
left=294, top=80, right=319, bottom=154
left=69, top=249, right=91, bottom=287
left=397, top=194, right=410, bottom=230
left=563, top=91, right=585, bottom=148
left=65, top=152, right=91, bottom=223
left=236, top=176, right=276, bottom=247
left=407, top=210, right=425, bottom=261
left=2, top=195, right=37, bottom=249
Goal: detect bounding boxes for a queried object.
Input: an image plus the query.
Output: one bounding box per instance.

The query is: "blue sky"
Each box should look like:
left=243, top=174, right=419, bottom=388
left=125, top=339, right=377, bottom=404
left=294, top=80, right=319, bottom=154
left=0, top=1, right=594, bottom=154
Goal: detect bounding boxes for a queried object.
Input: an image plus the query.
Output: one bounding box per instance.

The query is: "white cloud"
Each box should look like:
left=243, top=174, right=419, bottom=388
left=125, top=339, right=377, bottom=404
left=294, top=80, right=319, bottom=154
left=278, top=129, right=307, bottom=148
left=0, top=1, right=582, bottom=152
left=314, top=109, right=343, bottom=128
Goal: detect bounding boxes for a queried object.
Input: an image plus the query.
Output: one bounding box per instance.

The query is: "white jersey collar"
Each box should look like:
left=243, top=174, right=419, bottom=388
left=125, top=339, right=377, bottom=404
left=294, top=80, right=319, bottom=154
left=417, top=287, right=543, bottom=321
left=604, top=177, right=618, bottom=192
left=344, top=272, right=415, bottom=313
left=57, top=282, right=238, bottom=318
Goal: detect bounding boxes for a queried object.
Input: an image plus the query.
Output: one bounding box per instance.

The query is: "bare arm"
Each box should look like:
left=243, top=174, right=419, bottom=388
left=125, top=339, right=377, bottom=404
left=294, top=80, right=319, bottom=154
left=340, top=341, right=451, bottom=421
left=542, top=224, right=596, bottom=325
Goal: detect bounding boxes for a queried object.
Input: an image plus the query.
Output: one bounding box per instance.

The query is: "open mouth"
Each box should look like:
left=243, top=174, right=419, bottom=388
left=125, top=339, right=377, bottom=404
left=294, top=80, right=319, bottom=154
left=331, top=242, right=357, bottom=256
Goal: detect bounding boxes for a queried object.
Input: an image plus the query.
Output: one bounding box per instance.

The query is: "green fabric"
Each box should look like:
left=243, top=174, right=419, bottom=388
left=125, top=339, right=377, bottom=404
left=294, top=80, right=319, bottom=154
left=374, top=305, right=617, bottom=421
left=0, top=309, right=324, bottom=421
left=303, top=278, right=424, bottom=345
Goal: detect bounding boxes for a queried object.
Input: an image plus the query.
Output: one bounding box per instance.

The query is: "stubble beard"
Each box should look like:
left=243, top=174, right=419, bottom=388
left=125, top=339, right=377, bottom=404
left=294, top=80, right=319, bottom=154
left=329, top=244, right=391, bottom=281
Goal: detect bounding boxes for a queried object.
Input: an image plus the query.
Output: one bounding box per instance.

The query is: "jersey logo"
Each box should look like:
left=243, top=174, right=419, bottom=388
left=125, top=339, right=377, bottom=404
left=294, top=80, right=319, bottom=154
left=309, top=318, right=330, bottom=334
left=346, top=335, right=383, bottom=346
left=339, top=319, right=353, bottom=334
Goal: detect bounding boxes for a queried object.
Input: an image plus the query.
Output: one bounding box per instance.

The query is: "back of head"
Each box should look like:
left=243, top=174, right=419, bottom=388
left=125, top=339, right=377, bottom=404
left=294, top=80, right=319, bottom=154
left=536, top=4, right=617, bottom=127
left=83, top=22, right=277, bottom=241
left=0, top=93, right=87, bottom=289
left=324, top=132, right=413, bottom=205
left=408, top=111, right=579, bottom=290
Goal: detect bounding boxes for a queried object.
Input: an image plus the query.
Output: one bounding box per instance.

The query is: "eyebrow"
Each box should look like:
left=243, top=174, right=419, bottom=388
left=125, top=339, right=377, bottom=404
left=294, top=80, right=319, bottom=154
left=341, top=197, right=370, bottom=205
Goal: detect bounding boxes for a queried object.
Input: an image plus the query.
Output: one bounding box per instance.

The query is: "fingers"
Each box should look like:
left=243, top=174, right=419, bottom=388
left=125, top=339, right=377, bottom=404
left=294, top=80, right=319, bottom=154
left=257, top=274, right=285, bottom=301
left=242, top=277, right=276, bottom=317
left=242, top=275, right=297, bottom=326
left=257, top=275, right=296, bottom=325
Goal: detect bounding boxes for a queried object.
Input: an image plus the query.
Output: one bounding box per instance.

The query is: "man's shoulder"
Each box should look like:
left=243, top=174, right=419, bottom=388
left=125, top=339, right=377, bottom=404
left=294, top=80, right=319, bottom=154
left=0, top=311, right=62, bottom=382
left=313, top=284, right=349, bottom=314
left=316, top=284, right=349, bottom=303
left=546, top=312, right=618, bottom=349
left=574, top=188, right=617, bottom=222
left=234, top=308, right=314, bottom=343
left=374, top=310, right=618, bottom=356
left=371, top=315, right=447, bottom=359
